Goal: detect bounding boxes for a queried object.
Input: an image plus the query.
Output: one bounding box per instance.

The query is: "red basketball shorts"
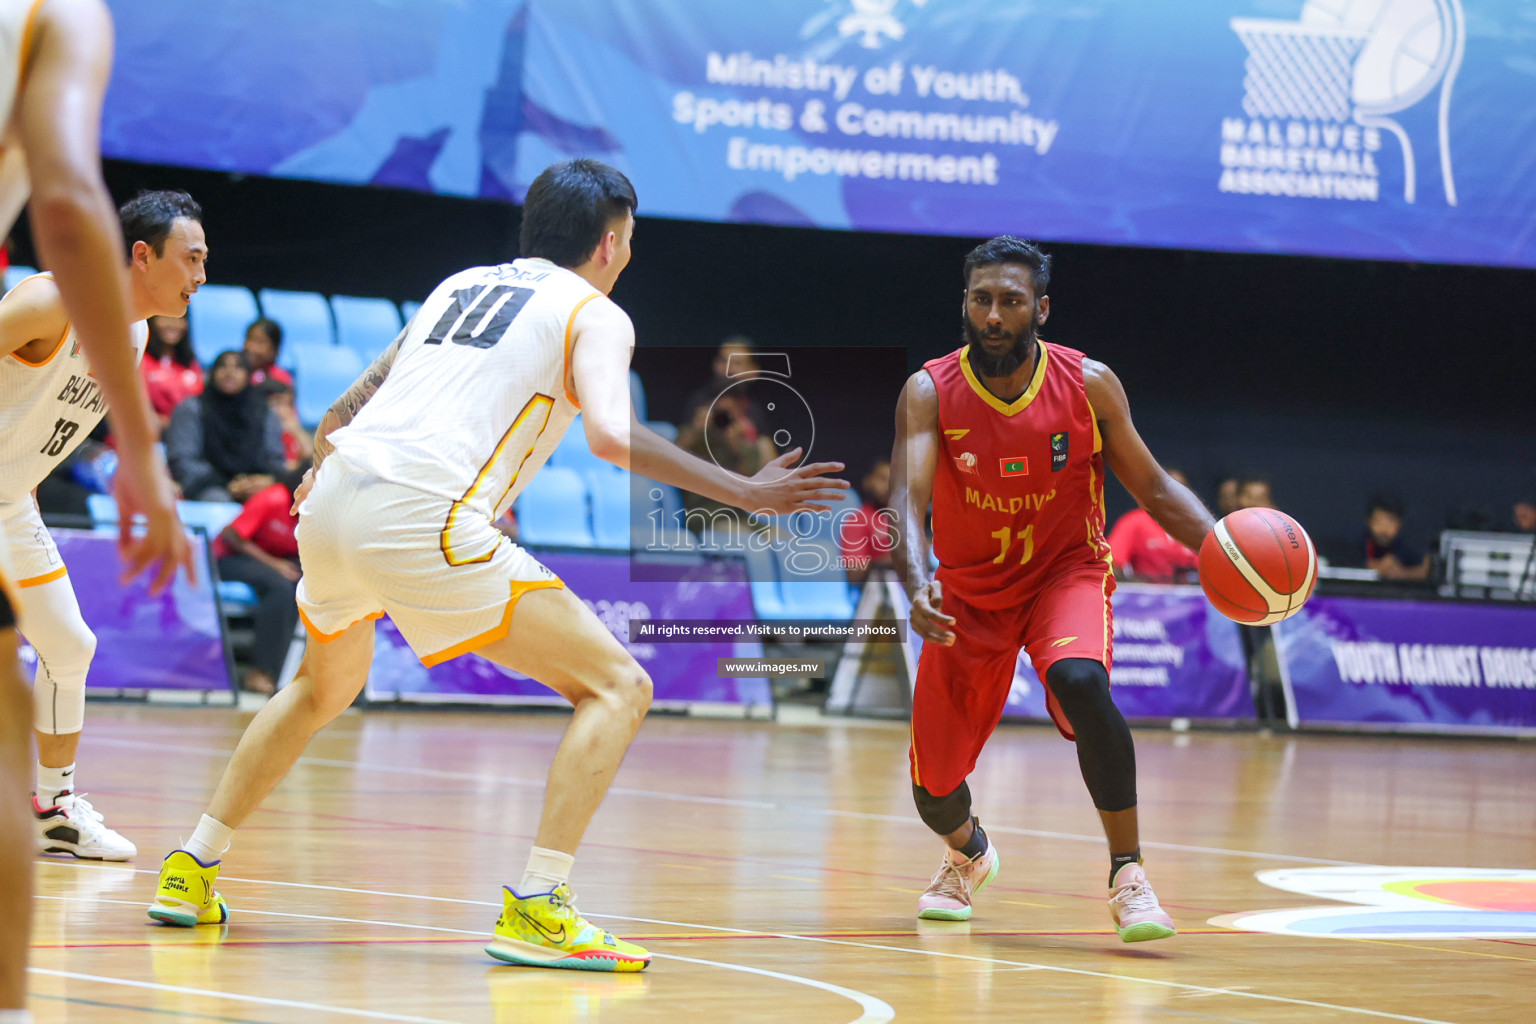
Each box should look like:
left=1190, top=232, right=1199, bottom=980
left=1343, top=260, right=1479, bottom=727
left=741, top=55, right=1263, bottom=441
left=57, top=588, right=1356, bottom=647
left=909, top=566, right=1114, bottom=797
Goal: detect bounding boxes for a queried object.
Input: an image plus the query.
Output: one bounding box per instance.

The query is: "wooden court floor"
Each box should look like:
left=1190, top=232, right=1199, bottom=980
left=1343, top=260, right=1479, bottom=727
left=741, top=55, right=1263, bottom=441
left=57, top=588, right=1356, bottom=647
left=26, top=705, right=1536, bottom=1023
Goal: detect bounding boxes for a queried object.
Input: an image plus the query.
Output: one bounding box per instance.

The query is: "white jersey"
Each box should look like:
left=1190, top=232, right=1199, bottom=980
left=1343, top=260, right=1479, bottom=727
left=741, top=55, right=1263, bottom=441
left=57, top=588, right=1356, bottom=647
left=0, top=273, right=149, bottom=502
left=0, top=1, right=41, bottom=238
left=330, top=259, right=613, bottom=558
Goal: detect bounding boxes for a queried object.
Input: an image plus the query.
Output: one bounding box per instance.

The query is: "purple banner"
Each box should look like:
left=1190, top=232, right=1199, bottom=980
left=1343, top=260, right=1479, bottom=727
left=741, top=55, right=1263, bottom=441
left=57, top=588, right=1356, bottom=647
left=1000, top=583, right=1250, bottom=722
left=365, top=551, right=772, bottom=708
left=1277, top=595, right=1536, bottom=733
left=22, top=528, right=231, bottom=693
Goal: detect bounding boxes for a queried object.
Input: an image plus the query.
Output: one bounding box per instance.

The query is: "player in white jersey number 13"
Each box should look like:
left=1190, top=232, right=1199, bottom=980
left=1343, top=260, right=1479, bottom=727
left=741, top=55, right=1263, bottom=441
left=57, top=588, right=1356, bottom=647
left=149, top=159, right=848, bottom=971
left=0, top=190, right=206, bottom=862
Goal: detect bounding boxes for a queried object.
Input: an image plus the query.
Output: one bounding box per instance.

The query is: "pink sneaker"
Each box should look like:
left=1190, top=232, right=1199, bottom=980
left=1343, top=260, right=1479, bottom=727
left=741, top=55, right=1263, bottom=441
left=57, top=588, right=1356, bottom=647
left=917, top=845, right=1000, bottom=921
left=1109, top=863, right=1176, bottom=942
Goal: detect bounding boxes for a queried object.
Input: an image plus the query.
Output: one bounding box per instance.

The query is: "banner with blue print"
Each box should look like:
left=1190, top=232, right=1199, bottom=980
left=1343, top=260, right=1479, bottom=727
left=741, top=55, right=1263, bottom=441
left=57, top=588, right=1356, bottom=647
left=1275, top=595, right=1536, bottom=733
left=1000, top=584, right=1252, bottom=723
left=103, top=1, right=1536, bottom=266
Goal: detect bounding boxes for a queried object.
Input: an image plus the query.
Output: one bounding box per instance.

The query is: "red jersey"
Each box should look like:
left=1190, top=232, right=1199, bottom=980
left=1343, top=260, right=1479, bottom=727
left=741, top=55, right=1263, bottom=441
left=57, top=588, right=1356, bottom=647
left=925, top=342, right=1112, bottom=609
left=1107, top=507, right=1197, bottom=583
left=212, top=483, right=298, bottom=560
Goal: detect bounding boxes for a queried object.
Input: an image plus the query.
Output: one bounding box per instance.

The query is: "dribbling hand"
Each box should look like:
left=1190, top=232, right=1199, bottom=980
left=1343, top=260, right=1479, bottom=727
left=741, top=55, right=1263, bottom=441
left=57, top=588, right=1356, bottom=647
left=113, top=446, right=195, bottom=594
left=743, top=447, right=849, bottom=516
left=910, top=579, right=956, bottom=646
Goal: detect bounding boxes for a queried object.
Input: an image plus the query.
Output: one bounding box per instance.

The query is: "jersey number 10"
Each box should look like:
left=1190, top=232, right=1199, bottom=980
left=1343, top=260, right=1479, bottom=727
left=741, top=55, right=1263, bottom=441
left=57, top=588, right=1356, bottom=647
left=424, top=285, right=536, bottom=350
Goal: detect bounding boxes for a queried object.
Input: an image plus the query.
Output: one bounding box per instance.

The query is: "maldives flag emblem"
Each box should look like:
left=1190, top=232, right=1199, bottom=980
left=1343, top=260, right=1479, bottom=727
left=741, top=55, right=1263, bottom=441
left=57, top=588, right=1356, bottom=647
left=999, top=457, right=1029, bottom=477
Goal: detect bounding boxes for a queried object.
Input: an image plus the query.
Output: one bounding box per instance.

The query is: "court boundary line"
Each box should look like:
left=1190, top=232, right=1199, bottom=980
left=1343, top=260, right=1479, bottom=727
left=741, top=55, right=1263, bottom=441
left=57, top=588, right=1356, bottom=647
left=27, top=967, right=467, bottom=1024
left=34, top=895, right=892, bottom=1024
left=38, top=869, right=1465, bottom=1024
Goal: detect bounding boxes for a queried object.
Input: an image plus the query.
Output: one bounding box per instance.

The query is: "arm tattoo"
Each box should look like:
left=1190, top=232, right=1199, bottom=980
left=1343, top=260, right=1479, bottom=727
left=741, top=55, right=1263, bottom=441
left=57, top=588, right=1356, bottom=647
left=312, top=336, right=402, bottom=469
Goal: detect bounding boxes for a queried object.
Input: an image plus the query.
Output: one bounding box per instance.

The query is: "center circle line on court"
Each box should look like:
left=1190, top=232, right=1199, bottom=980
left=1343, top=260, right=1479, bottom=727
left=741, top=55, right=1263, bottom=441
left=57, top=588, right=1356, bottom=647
left=33, top=893, right=892, bottom=1024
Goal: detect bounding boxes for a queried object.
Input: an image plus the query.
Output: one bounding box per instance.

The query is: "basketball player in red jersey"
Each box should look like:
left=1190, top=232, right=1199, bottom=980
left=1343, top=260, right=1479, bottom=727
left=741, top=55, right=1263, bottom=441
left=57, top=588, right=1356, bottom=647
left=891, top=236, right=1214, bottom=941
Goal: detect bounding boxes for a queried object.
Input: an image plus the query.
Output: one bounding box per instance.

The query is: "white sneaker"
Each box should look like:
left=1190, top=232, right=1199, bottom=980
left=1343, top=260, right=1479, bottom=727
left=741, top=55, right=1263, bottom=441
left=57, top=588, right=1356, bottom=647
left=34, top=792, right=137, bottom=861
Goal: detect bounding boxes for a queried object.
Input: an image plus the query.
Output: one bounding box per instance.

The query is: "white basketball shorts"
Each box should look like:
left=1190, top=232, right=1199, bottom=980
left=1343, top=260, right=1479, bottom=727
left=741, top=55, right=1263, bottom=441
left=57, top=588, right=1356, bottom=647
left=294, top=457, right=564, bottom=666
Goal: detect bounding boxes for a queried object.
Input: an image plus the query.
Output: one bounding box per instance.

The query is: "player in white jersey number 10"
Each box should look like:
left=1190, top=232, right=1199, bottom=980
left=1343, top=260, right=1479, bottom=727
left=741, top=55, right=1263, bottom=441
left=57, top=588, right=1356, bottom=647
left=0, top=2, right=196, bottom=1020
left=0, top=190, right=206, bottom=862
left=149, top=159, right=848, bottom=972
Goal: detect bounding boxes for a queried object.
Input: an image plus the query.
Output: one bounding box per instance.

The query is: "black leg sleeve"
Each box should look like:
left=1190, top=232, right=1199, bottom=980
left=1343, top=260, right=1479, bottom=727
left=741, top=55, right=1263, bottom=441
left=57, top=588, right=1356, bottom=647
left=1045, top=658, right=1137, bottom=812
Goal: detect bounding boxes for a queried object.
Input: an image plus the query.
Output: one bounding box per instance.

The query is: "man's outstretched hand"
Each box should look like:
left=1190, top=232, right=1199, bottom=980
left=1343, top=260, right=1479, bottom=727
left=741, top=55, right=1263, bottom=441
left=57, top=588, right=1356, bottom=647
left=743, top=447, right=849, bottom=516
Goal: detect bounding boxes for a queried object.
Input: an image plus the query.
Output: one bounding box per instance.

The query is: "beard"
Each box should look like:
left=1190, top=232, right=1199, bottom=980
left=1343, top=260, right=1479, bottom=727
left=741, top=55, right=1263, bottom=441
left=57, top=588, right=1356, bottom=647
left=964, top=314, right=1037, bottom=378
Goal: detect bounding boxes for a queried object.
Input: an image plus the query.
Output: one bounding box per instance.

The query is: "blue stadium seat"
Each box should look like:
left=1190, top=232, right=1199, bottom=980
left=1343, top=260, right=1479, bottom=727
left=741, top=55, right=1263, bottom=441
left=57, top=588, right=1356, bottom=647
left=548, top=416, right=610, bottom=476
left=514, top=467, right=593, bottom=548
left=258, top=289, right=335, bottom=361
left=646, top=420, right=679, bottom=443
left=629, top=370, right=646, bottom=419
left=743, top=543, right=789, bottom=619
left=331, top=295, right=402, bottom=363
left=187, top=284, right=259, bottom=366
left=86, top=493, right=118, bottom=526
left=401, top=300, right=422, bottom=324
left=290, top=343, right=364, bottom=427
left=177, top=500, right=245, bottom=538
left=177, top=502, right=257, bottom=607
left=4, top=265, right=37, bottom=295
left=588, top=467, right=631, bottom=550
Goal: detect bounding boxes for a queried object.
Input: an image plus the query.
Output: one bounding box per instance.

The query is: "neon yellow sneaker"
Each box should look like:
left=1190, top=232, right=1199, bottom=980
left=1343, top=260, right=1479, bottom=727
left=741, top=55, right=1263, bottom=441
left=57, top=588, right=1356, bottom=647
left=486, top=884, right=650, bottom=972
left=147, top=851, right=230, bottom=926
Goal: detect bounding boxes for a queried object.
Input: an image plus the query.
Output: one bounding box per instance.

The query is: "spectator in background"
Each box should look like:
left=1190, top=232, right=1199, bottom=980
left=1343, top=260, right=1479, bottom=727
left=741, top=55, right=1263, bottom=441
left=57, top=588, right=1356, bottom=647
left=1237, top=476, right=1273, bottom=510
left=1364, top=493, right=1430, bottom=581
left=258, top=378, right=313, bottom=471
left=139, top=313, right=202, bottom=431
left=840, top=458, right=894, bottom=585
left=1216, top=476, right=1241, bottom=516
left=166, top=350, right=285, bottom=502
left=1513, top=499, right=1536, bottom=535
left=243, top=317, right=292, bottom=387
left=1108, top=469, right=1201, bottom=583
left=676, top=338, right=776, bottom=534
left=214, top=467, right=305, bottom=695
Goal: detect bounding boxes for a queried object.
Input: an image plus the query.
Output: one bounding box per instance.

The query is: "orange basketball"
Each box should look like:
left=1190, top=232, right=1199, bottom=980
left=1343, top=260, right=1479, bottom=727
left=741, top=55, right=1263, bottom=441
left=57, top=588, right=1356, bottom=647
left=1198, top=507, right=1317, bottom=625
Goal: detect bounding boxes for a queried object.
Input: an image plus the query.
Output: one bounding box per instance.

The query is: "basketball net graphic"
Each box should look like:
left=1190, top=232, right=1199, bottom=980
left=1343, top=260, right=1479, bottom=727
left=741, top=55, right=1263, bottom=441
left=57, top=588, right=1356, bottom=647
left=1231, top=0, right=1464, bottom=205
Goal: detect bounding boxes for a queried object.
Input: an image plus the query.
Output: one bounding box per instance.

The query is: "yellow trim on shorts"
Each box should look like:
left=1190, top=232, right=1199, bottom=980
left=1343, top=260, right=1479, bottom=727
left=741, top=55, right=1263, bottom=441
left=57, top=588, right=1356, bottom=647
left=561, top=293, right=602, bottom=409
left=298, top=606, right=384, bottom=644
left=17, top=565, right=66, bottom=588
left=418, top=578, right=565, bottom=668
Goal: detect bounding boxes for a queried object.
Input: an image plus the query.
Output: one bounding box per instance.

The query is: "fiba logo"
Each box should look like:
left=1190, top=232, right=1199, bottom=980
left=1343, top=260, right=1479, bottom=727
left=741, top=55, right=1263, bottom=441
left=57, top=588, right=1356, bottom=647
left=1221, top=0, right=1464, bottom=205
left=829, top=0, right=932, bottom=49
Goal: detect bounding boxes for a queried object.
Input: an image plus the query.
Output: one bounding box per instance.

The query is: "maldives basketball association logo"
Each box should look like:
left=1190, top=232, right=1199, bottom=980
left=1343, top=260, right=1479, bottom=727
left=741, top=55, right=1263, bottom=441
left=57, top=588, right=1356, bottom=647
left=1220, top=0, right=1464, bottom=205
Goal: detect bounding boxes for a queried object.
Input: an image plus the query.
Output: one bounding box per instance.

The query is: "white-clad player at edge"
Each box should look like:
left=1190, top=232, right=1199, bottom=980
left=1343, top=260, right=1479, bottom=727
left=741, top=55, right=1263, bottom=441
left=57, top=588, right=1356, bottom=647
left=0, top=2, right=195, bottom=1021
left=149, top=158, right=848, bottom=972
left=0, top=190, right=206, bottom=863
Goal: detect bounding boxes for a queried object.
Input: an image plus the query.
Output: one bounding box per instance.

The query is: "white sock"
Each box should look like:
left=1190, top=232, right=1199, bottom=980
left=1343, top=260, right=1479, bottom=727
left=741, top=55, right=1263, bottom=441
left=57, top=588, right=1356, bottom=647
left=36, top=762, right=75, bottom=801
left=184, top=814, right=235, bottom=864
left=0, top=1009, right=35, bottom=1023
left=517, top=846, right=575, bottom=896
